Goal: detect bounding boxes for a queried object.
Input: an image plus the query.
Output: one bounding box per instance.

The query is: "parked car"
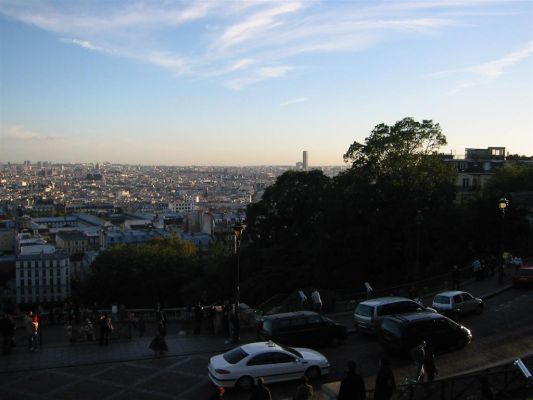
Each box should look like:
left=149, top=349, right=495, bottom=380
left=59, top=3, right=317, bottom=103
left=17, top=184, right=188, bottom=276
left=379, top=311, right=472, bottom=355
left=258, top=311, right=347, bottom=347
left=513, top=266, right=533, bottom=288
left=432, top=291, right=484, bottom=318
left=353, top=296, right=436, bottom=334
left=207, top=341, right=330, bottom=390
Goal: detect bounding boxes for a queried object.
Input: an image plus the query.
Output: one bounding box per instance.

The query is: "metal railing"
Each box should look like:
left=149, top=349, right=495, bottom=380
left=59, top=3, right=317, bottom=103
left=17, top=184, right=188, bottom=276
left=366, top=357, right=533, bottom=400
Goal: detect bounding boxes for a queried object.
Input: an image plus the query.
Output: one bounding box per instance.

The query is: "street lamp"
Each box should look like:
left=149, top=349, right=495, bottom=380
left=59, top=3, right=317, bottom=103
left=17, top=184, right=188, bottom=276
left=498, top=197, right=509, bottom=285
left=414, top=210, right=423, bottom=281
left=232, top=223, right=246, bottom=343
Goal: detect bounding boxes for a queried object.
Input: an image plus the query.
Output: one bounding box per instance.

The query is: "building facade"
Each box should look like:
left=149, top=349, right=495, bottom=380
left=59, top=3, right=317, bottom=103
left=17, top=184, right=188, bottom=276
left=15, top=252, right=71, bottom=304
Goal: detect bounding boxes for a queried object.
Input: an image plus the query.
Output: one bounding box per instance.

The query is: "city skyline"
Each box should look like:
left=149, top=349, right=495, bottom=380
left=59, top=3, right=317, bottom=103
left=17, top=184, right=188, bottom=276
left=0, top=0, right=532, bottom=165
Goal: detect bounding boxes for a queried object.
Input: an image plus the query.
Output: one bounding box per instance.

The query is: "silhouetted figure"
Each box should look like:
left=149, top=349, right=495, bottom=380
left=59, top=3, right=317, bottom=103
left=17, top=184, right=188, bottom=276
left=249, top=377, right=272, bottom=400
left=374, top=358, right=396, bottom=400
left=99, top=313, right=113, bottom=346
left=294, top=376, right=314, bottom=400
left=424, top=345, right=438, bottom=381
left=338, top=360, right=366, bottom=400
left=149, top=320, right=168, bottom=356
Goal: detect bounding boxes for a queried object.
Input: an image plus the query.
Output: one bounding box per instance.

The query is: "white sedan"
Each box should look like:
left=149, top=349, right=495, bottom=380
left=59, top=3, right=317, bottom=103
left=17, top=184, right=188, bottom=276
left=207, top=341, right=330, bottom=390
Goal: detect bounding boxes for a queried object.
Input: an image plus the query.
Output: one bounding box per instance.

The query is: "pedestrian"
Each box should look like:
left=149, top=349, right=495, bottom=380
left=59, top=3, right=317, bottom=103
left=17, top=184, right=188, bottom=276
left=82, top=318, right=94, bottom=341
left=0, top=313, right=15, bottom=355
left=451, top=265, right=460, bottom=290
left=249, top=377, right=272, bottom=400
left=424, top=345, right=438, bottom=381
left=311, top=289, right=322, bottom=313
left=338, top=360, right=366, bottom=400
left=137, top=314, right=146, bottom=337
left=149, top=319, right=168, bottom=356
left=99, top=312, right=113, bottom=346
left=25, top=311, right=38, bottom=351
left=472, top=259, right=482, bottom=281
left=374, top=358, right=396, bottom=400
left=410, top=340, right=426, bottom=382
left=230, top=305, right=240, bottom=343
left=294, top=376, right=314, bottom=400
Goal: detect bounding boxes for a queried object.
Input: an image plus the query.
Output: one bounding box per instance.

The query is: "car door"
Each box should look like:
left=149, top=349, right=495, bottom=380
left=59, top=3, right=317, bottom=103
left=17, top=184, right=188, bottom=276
left=460, top=293, right=476, bottom=314
left=452, top=294, right=463, bottom=315
left=246, top=352, right=298, bottom=384
left=305, top=314, right=327, bottom=345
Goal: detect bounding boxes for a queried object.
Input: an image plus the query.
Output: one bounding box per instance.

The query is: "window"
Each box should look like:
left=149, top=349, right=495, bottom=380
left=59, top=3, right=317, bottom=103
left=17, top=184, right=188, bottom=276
left=247, top=353, right=276, bottom=366
left=462, top=178, right=470, bottom=188
left=462, top=293, right=474, bottom=301
left=434, top=296, right=451, bottom=305
left=222, top=347, right=248, bottom=364
left=355, top=304, right=373, bottom=317
left=270, top=352, right=295, bottom=364
left=453, top=295, right=463, bottom=304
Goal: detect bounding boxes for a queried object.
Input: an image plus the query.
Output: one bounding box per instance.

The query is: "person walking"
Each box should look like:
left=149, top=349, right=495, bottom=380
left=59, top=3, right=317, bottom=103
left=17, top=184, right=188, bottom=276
left=424, top=345, right=438, bottom=381
left=99, top=313, right=113, bottom=346
left=294, top=376, right=314, bottom=400
left=374, top=358, right=396, bottom=400
left=149, top=319, right=168, bottom=357
left=410, top=340, right=426, bottom=382
left=249, top=377, right=272, bottom=400
left=311, top=289, right=322, bottom=313
left=338, top=360, right=366, bottom=400
left=25, top=311, right=38, bottom=351
left=451, top=265, right=460, bottom=290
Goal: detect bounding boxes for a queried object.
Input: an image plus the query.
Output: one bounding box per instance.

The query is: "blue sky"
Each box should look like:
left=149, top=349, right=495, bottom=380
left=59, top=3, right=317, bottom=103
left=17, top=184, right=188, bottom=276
left=0, top=0, right=531, bottom=165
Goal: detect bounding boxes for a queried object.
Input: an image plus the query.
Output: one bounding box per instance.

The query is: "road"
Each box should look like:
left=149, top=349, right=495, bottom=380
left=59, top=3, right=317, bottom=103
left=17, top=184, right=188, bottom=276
left=1, top=288, right=531, bottom=399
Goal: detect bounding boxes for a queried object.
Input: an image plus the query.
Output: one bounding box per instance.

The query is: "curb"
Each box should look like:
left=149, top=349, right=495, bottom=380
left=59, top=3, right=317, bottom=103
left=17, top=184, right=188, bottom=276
left=480, top=284, right=513, bottom=300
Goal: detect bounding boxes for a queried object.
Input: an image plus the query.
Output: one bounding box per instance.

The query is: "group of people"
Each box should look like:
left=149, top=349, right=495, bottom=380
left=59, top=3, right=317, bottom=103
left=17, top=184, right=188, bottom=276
left=298, top=289, right=323, bottom=313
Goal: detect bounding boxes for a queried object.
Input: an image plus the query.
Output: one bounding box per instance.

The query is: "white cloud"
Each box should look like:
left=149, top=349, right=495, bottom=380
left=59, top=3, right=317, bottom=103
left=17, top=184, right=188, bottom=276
left=465, top=41, right=533, bottom=78
left=430, top=42, right=533, bottom=93
left=229, top=58, right=255, bottom=71
left=148, top=52, right=189, bottom=75
left=1, top=125, right=64, bottom=141
left=225, top=65, right=295, bottom=90
left=60, top=38, right=110, bottom=53
left=0, top=0, right=519, bottom=90
left=216, top=1, right=305, bottom=49
left=280, top=97, right=308, bottom=106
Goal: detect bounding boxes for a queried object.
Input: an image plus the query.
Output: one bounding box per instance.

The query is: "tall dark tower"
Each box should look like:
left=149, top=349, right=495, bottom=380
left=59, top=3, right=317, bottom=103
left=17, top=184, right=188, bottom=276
left=303, top=151, right=308, bottom=171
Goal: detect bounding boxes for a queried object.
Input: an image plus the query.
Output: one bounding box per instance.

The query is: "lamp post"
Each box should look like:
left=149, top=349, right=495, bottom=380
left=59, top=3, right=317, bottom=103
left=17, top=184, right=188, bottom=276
left=414, top=210, right=423, bottom=281
left=498, top=198, right=509, bottom=285
left=232, top=223, right=245, bottom=343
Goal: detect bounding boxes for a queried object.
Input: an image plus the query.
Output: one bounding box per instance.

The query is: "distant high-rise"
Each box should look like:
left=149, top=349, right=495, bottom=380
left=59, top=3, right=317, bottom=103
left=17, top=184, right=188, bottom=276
left=303, top=151, right=308, bottom=171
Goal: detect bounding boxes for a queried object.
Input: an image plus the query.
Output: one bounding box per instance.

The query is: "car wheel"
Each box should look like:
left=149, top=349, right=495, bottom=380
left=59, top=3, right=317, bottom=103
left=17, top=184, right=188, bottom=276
left=476, top=304, right=484, bottom=314
left=305, top=366, right=321, bottom=381
left=236, top=376, right=254, bottom=391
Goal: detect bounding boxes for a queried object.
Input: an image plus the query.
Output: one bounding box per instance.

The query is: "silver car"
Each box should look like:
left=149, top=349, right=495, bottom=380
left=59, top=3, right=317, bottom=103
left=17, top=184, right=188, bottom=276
left=432, top=291, right=484, bottom=318
left=353, top=296, right=434, bottom=334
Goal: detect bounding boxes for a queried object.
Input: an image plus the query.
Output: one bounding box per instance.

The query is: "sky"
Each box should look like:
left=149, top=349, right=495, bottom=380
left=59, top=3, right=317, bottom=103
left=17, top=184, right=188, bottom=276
left=0, top=0, right=532, bottom=166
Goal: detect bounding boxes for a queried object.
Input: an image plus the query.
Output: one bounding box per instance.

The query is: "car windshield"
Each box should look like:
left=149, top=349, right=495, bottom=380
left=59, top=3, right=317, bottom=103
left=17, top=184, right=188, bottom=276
left=222, top=347, right=248, bottom=364
left=355, top=304, right=373, bottom=317
left=279, top=344, right=303, bottom=359
left=434, top=295, right=451, bottom=304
